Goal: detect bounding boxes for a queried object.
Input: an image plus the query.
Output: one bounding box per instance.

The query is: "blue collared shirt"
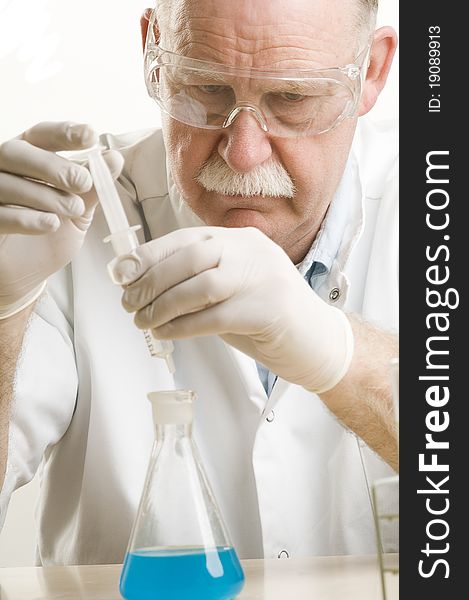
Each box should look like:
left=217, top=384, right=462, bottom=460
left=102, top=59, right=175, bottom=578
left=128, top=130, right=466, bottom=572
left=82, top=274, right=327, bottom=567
left=255, top=161, right=352, bottom=396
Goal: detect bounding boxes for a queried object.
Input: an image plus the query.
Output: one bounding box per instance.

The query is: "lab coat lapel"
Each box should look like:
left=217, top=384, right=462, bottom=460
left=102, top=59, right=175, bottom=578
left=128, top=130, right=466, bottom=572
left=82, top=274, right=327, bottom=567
left=222, top=343, right=269, bottom=414
left=263, top=377, right=290, bottom=417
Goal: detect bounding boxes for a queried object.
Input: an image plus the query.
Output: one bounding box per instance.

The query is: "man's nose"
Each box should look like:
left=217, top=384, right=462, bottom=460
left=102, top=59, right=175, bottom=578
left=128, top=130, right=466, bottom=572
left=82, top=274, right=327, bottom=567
left=217, top=110, right=273, bottom=173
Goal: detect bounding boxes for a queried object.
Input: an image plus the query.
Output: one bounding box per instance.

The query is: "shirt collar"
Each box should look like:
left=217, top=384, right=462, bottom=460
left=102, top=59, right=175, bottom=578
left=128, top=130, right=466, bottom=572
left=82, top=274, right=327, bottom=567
left=296, top=156, right=356, bottom=285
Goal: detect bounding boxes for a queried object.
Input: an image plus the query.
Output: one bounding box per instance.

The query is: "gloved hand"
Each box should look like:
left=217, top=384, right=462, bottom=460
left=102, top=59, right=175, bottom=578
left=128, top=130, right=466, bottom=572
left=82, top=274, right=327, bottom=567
left=0, top=121, right=124, bottom=319
left=112, top=226, right=354, bottom=394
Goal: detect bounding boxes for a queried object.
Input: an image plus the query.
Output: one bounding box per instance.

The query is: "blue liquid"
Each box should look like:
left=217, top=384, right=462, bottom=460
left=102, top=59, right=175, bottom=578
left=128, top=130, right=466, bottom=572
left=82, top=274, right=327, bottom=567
left=120, top=546, right=245, bottom=600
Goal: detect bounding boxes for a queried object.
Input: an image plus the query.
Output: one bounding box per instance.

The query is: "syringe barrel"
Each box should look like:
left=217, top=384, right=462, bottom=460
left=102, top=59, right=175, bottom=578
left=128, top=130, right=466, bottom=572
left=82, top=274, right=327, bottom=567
left=90, top=149, right=176, bottom=374
left=144, top=334, right=176, bottom=374
left=88, top=149, right=129, bottom=234
left=104, top=226, right=140, bottom=256
left=144, top=333, right=174, bottom=358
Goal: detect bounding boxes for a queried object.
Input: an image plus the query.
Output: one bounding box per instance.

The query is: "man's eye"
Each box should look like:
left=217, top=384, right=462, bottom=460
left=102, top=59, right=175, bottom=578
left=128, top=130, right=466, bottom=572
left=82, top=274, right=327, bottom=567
left=198, top=85, right=225, bottom=93
left=279, top=92, right=305, bottom=102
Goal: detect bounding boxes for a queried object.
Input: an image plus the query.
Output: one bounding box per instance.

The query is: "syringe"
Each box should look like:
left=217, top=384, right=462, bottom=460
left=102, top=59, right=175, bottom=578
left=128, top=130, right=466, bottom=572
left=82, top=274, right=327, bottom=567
left=88, top=148, right=175, bottom=374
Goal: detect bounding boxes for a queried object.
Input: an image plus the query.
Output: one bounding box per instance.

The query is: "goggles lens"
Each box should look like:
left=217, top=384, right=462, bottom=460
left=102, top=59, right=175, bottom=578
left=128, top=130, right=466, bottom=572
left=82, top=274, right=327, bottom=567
left=145, top=46, right=368, bottom=137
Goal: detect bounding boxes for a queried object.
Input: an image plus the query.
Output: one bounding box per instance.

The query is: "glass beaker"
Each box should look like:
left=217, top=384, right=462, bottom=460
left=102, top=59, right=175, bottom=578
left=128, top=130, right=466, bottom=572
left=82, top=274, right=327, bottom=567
left=372, top=358, right=399, bottom=600
left=120, top=390, right=245, bottom=600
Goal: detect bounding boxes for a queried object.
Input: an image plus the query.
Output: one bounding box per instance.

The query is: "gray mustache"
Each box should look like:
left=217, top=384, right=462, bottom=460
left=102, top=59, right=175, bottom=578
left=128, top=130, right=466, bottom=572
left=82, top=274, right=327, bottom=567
left=195, top=153, right=296, bottom=198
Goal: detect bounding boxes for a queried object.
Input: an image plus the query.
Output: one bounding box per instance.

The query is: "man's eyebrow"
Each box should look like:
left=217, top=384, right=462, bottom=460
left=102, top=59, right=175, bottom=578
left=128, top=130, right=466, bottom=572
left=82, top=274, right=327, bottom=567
left=260, top=79, right=339, bottom=95
left=170, top=69, right=229, bottom=84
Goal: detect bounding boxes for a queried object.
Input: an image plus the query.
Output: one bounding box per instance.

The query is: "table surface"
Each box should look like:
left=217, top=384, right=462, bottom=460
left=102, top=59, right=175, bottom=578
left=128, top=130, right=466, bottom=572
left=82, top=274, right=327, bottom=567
left=0, top=554, right=398, bottom=599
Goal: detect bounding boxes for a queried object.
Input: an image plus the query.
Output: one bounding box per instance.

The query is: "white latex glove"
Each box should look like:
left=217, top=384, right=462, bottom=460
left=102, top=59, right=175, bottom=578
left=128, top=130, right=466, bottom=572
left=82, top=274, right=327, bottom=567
left=0, top=121, right=124, bottom=318
left=112, top=226, right=354, bottom=394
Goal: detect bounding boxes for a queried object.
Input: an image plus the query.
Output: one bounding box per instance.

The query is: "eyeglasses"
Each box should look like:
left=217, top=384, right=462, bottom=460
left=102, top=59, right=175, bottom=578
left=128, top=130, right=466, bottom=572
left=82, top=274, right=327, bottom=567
left=144, top=17, right=371, bottom=138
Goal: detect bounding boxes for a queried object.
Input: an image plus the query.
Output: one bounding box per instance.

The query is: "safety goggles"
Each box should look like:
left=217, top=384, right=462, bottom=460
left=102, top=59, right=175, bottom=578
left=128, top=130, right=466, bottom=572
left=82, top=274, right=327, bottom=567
left=144, top=18, right=371, bottom=138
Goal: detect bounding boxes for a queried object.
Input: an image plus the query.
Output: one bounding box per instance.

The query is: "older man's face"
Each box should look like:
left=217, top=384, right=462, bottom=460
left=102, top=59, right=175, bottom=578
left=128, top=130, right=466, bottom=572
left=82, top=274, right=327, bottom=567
left=160, top=0, right=364, bottom=261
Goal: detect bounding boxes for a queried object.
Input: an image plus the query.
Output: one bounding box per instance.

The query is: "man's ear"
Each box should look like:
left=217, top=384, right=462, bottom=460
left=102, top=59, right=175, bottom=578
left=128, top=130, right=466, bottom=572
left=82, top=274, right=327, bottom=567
left=358, top=26, right=398, bottom=116
left=140, top=8, right=159, bottom=51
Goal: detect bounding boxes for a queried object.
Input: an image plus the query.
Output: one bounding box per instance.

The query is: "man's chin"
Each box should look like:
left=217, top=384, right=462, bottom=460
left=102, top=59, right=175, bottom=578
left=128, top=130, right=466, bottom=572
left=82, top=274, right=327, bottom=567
left=217, top=207, right=271, bottom=232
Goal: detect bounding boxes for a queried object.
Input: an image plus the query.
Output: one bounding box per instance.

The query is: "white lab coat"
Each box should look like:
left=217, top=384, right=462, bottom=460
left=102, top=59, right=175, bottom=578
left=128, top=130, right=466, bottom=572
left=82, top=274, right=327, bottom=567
left=0, top=118, right=398, bottom=565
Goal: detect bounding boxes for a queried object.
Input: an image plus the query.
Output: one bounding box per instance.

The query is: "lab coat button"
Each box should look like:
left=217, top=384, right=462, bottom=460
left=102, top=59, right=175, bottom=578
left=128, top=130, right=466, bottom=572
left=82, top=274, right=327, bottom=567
left=266, top=410, right=275, bottom=423
left=278, top=550, right=290, bottom=558
left=329, top=287, right=340, bottom=302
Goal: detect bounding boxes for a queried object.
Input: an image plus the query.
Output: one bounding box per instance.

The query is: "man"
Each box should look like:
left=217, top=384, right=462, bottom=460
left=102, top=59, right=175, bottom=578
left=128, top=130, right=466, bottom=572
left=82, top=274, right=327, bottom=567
left=0, top=0, right=398, bottom=564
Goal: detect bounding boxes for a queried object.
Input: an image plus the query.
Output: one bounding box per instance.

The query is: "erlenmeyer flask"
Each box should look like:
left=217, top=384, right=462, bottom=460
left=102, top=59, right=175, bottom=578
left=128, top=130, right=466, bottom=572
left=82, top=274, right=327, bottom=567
left=120, top=390, right=245, bottom=600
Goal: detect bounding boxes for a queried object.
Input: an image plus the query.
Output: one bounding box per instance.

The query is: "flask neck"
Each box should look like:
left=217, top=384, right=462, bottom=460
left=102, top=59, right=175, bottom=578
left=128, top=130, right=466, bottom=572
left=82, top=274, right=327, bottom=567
left=155, top=423, right=193, bottom=441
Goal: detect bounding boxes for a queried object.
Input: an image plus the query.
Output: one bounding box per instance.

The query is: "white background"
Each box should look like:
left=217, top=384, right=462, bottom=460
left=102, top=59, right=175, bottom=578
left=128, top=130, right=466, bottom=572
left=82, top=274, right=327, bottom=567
left=0, top=0, right=398, bottom=566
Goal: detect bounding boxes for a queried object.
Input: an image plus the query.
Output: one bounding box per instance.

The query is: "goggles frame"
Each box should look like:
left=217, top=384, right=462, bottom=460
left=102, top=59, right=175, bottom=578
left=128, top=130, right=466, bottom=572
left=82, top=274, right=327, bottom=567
left=143, top=10, right=372, bottom=137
